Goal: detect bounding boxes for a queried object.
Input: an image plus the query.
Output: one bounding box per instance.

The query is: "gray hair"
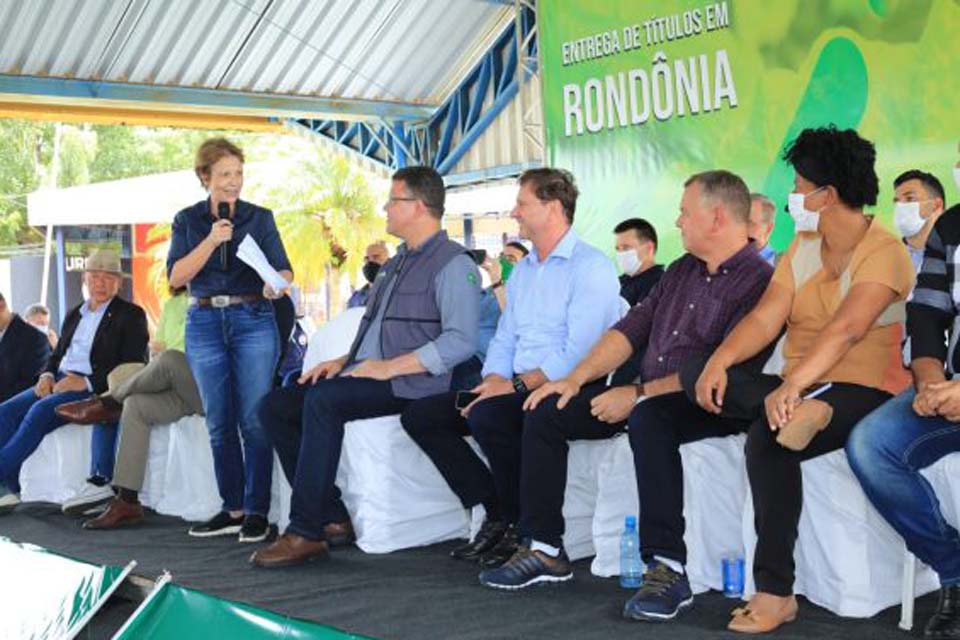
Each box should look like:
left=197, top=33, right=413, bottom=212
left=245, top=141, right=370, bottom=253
left=750, top=193, right=776, bottom=224
left=684, top=170, right=751, bottom=224
left=23, top=303, right=50, bottom=318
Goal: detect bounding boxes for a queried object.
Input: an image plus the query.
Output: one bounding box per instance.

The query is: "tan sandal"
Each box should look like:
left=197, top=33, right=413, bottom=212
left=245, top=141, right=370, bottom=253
left=776, top=399, right=833, bottom=451
left=728, top=596, right=798, bottom=633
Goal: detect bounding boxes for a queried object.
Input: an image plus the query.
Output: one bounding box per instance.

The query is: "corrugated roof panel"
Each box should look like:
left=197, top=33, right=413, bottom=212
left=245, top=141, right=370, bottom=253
left=450, top=75, right=543, bottom=177
left=0, top=0, right=513, bottom=113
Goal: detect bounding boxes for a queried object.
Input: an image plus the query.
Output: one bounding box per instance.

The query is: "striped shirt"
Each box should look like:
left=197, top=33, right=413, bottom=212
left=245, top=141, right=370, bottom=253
left=907, top=204, right=960, bottom=375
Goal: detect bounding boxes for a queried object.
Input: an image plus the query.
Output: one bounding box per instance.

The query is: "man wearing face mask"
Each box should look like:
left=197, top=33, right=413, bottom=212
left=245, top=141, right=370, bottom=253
left=893, top=170, right=947, bottom=273
left=614, top=219, right=664, bottom=307
left=847, top=144, right=960, bottom=640
left=24, top=304, right=59, bottom=350
left=481, top=241, right=529, bottom=312
left=347, top=241, right=390, bottom=309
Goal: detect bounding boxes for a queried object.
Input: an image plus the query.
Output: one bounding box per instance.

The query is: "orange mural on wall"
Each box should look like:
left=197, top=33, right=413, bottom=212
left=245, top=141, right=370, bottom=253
left=131, top=222, right=172, bottom=330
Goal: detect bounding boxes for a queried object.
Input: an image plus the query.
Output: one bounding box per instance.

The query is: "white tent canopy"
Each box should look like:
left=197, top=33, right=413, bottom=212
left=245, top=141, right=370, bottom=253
left=27, top=169, right=207, bottom=227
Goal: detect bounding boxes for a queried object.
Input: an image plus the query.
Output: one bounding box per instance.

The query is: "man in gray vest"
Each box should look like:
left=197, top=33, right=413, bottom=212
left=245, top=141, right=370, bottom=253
left=251, top=166, right=481, bottom=568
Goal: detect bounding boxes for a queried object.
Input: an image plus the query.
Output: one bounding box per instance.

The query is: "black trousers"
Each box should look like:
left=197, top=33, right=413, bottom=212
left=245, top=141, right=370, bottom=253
left=629, top=392, right=751, bottom=568
left=401, top=390, right=530, bottom=524
left=258, top=379, right=409, bottom=540
left=655, top=355, right=892, bottom=595
left=520, top=383, right=625, bottom=548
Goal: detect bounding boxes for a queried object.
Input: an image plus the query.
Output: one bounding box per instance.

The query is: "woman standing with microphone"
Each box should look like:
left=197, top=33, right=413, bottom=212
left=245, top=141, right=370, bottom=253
left=168, top=138, right=292, bottom=542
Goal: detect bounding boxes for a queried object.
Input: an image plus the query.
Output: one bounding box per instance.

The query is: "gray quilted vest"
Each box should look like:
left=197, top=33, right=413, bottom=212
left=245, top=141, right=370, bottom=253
left=346, top=230, right=467, bottom=399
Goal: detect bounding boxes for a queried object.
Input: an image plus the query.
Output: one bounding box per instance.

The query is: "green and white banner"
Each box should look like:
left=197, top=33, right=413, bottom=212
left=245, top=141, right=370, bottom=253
left=114, top=581, right=373, bottom=640
left=539, top=0, right=960, bottom=259
left=0, top=537, right=133, bottom=640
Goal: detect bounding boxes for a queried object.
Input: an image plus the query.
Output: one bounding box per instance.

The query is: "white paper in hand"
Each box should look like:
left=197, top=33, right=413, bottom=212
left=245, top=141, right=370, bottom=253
left=236, top=234, right=289, bottom=291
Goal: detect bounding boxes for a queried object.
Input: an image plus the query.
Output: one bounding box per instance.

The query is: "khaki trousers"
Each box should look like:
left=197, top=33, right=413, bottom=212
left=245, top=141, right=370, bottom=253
left=111, top=350, right=204, bottom=491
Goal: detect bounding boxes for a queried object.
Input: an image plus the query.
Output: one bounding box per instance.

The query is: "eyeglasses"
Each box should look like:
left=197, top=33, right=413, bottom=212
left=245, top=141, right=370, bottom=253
left=386, top=197, right=419, bottom=205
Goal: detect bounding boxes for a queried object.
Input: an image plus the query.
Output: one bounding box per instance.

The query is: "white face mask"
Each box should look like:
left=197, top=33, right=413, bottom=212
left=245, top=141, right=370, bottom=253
left=787, top=189, right=824, bottom=233
left=954, top=166, right=960, bottom=191
left=894, top=201, right=926, bottom=238
left=616, top=249, right=641, bottom=276
left=33, top=324, right=49, bottom=335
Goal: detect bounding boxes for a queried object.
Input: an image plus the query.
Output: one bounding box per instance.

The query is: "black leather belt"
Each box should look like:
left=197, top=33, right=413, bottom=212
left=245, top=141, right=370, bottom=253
left=190, top=294, right=263, bottom=308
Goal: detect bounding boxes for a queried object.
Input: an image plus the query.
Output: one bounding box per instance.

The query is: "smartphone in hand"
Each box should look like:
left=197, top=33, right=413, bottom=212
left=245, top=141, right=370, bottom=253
left=455, top=391, right=480, bottom=410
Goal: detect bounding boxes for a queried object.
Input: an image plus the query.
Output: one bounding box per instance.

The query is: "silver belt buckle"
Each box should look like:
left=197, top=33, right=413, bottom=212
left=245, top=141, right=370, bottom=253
left=211, top=295, right=231, bottom=308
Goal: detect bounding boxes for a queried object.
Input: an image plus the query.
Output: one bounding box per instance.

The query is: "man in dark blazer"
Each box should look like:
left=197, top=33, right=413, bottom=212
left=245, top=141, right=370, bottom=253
left=0, top=249, right=148, bottom=514
left=0, top=293, right=51, bottom=403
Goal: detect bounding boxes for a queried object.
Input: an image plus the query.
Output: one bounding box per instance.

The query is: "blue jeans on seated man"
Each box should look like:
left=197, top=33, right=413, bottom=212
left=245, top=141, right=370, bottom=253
left=846, top=388, right=960, bottom=586
left=186, top=301, right=280, bottom=517
left=0, top=379, right=91, bottom=493
left=258, top=376, right=409, bottom=541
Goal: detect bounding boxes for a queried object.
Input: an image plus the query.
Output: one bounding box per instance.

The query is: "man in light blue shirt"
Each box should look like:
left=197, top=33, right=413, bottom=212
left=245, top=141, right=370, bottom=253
left=0, top=249, right=148, bottom=514
left=57, top=302, right=109, bottom=389
left=401, top=168, right=621, bottom=570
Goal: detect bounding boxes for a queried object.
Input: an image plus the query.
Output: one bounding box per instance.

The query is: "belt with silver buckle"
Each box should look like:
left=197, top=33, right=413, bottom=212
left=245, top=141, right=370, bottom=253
left=190, top=294, right=263, bottom=308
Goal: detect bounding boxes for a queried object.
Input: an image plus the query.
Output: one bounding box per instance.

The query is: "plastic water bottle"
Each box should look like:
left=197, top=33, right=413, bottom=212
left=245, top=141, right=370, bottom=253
left=620, top=515, right=643, bottom=588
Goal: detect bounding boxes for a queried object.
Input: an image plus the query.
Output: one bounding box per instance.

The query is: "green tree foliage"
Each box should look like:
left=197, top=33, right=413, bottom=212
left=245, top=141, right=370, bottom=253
left=0, top=120, right=51, bottom=245
left=257, top=151, right=384, bottom=293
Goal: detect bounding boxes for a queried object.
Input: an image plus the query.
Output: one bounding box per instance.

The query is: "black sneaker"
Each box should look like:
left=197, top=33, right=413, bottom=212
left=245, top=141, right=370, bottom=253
left=238, top=514, right=270, bottom=543
left=451, top=518, right=506, bottom=561
left=925, top=584, right=960, bottom=639
left=188, top=511, right=243, bottom=538
left=479, top=544, right=573, bottom=590
left=623, top=562, right=694, bottom=622
left=479, top=523, right=520, bottom=568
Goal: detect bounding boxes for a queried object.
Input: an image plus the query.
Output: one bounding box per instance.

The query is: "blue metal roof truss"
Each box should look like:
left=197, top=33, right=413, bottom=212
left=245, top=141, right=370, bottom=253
left=290, top=4, right=536, bottom=176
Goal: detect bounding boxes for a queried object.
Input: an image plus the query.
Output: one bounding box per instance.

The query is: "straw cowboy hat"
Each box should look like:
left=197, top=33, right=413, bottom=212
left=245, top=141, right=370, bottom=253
left=84, top=248, right=126, bottom=276
left=102, top=362, right=146, bottom=398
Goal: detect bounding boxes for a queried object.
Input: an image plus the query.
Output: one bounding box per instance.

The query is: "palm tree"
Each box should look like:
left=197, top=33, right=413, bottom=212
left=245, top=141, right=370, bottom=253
left=263, top=153, right=385, bottom=319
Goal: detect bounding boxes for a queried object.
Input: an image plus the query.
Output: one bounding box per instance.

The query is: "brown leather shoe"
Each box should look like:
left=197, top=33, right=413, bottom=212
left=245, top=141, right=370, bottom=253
left=323, top=520, right=356, bottom=547
left=55, top=396, right=122, bottom=425
left=249, top=533, right=329, bottom=568
left=83, top=498, right=144, bottom=530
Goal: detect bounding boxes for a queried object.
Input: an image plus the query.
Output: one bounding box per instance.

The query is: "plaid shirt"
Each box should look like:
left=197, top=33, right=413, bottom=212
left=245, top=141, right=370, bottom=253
left=613, top=242, right=773, bottom=381
left=908, top=204, right=960, bottom=375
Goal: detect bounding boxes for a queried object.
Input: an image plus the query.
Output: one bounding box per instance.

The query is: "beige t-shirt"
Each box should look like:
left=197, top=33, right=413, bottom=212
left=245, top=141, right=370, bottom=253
left=772, top=220, right=915, bottom=393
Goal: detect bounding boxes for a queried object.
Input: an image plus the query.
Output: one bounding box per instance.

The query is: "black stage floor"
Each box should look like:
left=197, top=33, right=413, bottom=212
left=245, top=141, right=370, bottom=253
left=0, top=503, right=931, bottom=639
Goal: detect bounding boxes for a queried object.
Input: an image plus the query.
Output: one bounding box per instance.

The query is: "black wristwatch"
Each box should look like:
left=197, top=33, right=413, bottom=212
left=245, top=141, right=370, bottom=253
left=512, top=376, right=528, bottom=393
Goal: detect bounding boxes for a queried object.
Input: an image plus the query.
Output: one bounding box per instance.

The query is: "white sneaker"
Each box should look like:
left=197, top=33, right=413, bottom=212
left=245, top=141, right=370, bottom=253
left=62, top=483, right=114, bottom=516
left=0, top=491, right=20, bottom=515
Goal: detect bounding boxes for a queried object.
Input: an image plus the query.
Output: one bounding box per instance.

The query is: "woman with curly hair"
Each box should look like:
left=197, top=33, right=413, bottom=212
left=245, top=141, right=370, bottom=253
left=691, top=126, right=915, bottom=632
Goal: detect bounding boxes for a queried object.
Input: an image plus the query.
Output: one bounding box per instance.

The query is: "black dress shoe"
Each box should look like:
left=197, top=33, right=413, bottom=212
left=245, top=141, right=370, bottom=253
left=925, top=585, right=960, bottom=639
left=479, top=523, right=520, bottom=569
left=451, top=518, right=506, bottom=561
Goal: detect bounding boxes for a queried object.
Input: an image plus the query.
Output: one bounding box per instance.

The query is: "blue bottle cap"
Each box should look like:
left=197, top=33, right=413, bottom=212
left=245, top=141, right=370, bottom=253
left=625, top=515, right=637, bottom=528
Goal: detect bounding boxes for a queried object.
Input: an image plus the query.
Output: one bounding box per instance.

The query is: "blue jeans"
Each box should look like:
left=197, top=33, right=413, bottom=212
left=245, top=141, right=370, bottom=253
left=0, top=383, right=90, bottom=492
left=186, top=301, right=279, bottom=516
left=90, top=423, right=118, bottom=480
left=259, top=377, right=408, bottom=540
left=847, top=388, right=960, bottom=585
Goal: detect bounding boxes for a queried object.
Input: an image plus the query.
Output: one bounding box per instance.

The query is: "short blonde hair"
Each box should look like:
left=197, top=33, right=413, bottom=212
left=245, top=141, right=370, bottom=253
left=194, top=138, right=244, bottom=187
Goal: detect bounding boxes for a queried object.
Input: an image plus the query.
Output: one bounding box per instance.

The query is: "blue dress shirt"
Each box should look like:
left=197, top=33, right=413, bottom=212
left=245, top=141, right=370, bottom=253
left=59, top=299, right=110, bottom=389
left=481, top=229, right=621, bottom=381
left=167, top=199, right=292, bottom=298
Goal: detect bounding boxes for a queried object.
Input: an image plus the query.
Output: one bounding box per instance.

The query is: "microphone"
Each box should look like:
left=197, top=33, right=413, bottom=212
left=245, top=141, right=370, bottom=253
left=217, top=202, right=230, bottom=270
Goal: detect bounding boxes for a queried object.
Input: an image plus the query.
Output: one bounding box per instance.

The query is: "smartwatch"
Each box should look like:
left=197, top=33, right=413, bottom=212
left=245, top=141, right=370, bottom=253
left=512, top=376, right=528, bottom=393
